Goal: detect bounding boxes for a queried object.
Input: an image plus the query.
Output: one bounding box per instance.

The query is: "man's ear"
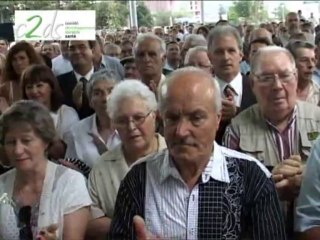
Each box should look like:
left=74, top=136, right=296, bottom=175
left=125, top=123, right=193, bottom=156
left=161, top=53, right=166, bottom=67
left=239, top=50, right=244, bottom=62
left=249, top=73, right=256, bottom=95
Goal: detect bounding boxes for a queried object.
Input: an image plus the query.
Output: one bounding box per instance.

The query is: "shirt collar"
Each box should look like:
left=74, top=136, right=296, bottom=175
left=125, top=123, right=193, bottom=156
left=265, top=105, right=297, bottom=131
left=90, top=113, right=119, bottom=149
left=100, top=55, right=107, bottom=68
left=164, top=61, right=174, bottom=71
left=159, top=142, right=230, bottom=184
left=74, top=67, right=94, bottom=82
left=216, top=72, right=242, bottom=96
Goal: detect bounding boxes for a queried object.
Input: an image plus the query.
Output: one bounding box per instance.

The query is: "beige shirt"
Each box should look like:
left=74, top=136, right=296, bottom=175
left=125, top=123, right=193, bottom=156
left=88, top=134, right=167, bottom=219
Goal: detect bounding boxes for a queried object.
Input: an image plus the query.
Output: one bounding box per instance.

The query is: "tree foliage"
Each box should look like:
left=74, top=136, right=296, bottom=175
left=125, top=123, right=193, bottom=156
left=95, top=1, right=129, bottom=29
left=272, top=3, right=289, bottom=21
left=228, top=0, right=268, bottom=24
left=153, top=11, right=171, bottom=27
left=137, top=1, right=153, bottom=27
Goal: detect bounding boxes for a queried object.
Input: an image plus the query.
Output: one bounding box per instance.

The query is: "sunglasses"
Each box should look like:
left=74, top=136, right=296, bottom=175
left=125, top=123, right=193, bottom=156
left=19, top=206, right=33, bottom=240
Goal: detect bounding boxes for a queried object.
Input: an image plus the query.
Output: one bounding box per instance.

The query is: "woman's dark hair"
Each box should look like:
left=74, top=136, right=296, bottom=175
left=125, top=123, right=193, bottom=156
left=3, top=41, right=43, bottom=82
left=196, top=26, right=209, bottom=38
left=21, top=64, right=64, bottom=112
left=0, top=100, right=56, bottom=144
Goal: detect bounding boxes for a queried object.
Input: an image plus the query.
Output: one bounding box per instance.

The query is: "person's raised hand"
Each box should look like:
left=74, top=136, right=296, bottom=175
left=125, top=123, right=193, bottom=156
left=134, top=215, right=161, bottom=240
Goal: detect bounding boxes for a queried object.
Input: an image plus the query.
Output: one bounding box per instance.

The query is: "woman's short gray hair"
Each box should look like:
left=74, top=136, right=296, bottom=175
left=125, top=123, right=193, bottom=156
left=107, top=80, right=158, bottom=119
left=133, top=33, right=166, bottom=57
left=184, top=46, right=208, bottom=65
left=0, top=100, right=56, bottom=144
left=158, top=67, right=222, bottom=114
left=88, top=69, right=117, bottom=99
left=184, top=34, right=207, bottom=48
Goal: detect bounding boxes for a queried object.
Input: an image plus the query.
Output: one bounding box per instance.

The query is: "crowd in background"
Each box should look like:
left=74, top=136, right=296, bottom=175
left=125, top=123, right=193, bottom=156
left=0, top=8, right=320, bottom=240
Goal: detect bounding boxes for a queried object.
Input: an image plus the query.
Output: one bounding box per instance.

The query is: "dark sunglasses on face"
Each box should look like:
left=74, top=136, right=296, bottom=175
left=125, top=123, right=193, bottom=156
left=19, top=206, right=33, bottom=240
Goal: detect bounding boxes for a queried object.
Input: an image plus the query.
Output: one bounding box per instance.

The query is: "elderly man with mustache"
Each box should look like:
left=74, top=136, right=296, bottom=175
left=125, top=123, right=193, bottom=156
left=110, top=67, right=286, bottom=239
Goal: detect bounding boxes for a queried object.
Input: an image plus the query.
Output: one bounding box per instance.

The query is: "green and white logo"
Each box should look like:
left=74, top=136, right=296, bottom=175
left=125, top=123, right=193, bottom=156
left=15, top=10, right=96, bottom=40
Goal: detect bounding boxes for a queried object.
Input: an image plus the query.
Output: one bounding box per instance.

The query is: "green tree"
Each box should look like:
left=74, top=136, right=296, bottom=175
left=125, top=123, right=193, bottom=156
left=137, top=1, right=153, bottom=27
left=153, top=11, right=171, bottom=27
left=95, top=1, right=129, bottom=29
left=228, top=0, right=268, bottom=24
left=272, top=3, right=289, bottom=21
left=64, top=0, right=94, bottom=10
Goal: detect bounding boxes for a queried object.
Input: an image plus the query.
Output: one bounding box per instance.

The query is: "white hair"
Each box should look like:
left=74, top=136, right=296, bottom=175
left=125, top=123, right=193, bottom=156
left=88, top=69, right=117, bottom=98
left=133, top=33, right=166, bottom=57
left=158, top=67, right=222, bottom=114
left=184, top=34, right=207, bottom=48
left=184, top=46, right=208, bottom=66
left=107, top=80, right=158, bottom=119
left=251, top=46, right=296, bottom=74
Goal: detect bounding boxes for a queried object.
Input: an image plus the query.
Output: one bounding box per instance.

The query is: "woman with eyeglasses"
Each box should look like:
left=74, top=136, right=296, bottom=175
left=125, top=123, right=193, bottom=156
left=0, top=101, right=91, bottom=240
left=86, top=80, right=166, bottom=239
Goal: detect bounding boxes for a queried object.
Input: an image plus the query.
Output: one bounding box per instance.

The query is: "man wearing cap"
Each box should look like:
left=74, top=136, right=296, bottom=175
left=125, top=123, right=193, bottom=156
left=120, top=56, right=140, bottom=79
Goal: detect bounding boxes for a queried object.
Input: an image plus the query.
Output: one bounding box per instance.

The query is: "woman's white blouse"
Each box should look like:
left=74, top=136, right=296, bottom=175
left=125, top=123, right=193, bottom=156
left=0, top=161, right=92, bottom=240
left=50, top=104, right=79, bottom=140
left=65, top=114, right=120, bottom=168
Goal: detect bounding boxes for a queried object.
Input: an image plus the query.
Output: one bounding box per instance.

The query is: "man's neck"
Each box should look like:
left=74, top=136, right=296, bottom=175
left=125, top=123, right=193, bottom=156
left=298, top=78, right=311, bottom=90
left=167, top=59, right=180, bottom=69
left=174, top=154, right=212, bottom=191
left=216, top=71, right=239, bottom=83
left=74, top=65, right=92, bottom=76
left=96, top=113, right=111, bottom=130
left=265, top=108, right=295, bottom=133
left=141, top=73, right=162, bottom=85
left=93, top=54, right=103, bottom=69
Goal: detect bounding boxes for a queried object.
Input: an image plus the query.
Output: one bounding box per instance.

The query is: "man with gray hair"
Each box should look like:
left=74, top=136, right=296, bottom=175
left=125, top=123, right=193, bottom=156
left=110, top=67, right=285, bottom=239
left=286, top=40, right=320, bottom=105
left=207, top=25, right=256, bottom=143
left=223, top=46, right=320, bottom=238
left=180, top=34, right=207, bottom=65
left=134, top=33, right=166, bottom=93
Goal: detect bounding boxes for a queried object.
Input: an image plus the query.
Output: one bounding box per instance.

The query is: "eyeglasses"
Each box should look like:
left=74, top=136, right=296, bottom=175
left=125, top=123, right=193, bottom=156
left=114, top=111, right=152, bottom=128
left=252, top=71, right=296, bottom=86
left=19, top=206, right=33, bottom=240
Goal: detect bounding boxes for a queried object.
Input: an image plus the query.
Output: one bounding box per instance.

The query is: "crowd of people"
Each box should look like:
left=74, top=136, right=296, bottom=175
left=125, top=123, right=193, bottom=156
left=0, top=9, right=320, bottom=240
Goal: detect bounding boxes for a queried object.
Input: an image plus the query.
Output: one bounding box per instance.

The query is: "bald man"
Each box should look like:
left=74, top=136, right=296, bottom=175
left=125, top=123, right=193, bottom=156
left=110, top=67, right=286, bottom=239
left=249, top=28, right=273, bottom=44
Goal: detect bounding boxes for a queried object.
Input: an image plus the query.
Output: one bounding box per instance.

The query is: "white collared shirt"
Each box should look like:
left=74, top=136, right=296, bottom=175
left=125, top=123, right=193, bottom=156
left=216, top=72, right=243, bottom=107
left=143, top=142, right=270, bottom=239
left=144, top=142, right=231, bottom=239
left=65, top=114, right=121, bottom=167
left=74, top=67, right=95, bottom=82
